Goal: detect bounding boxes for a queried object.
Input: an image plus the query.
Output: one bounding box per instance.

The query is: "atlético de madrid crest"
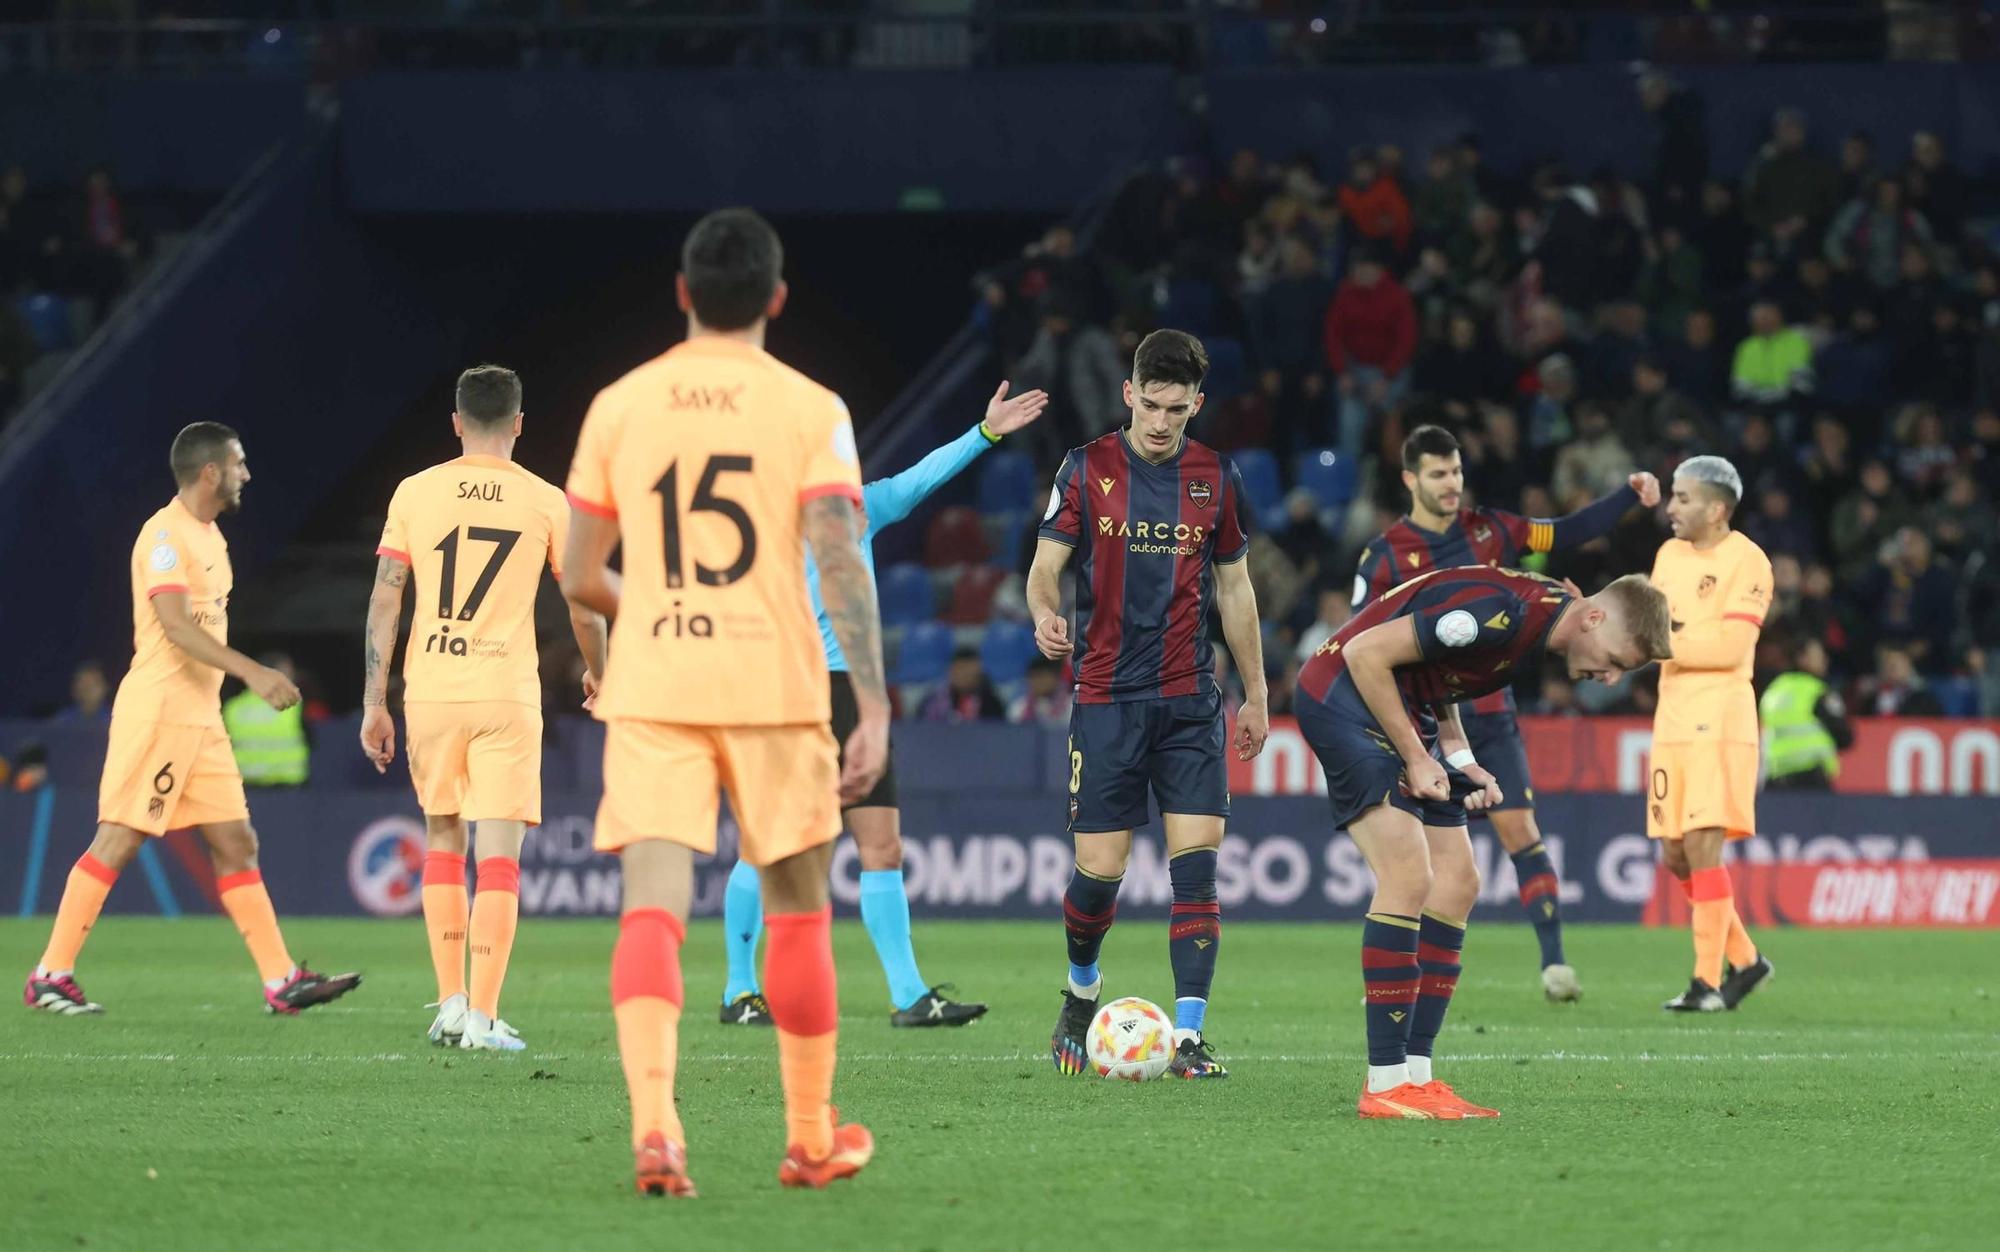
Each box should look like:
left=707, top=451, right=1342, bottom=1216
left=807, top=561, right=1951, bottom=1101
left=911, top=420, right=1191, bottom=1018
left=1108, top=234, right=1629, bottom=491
left=1187, top=480, right=1214, bottom=508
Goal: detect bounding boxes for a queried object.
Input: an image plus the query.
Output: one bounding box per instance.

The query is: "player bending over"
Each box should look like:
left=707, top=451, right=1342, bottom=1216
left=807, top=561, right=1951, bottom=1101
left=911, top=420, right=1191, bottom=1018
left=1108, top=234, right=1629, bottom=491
left=1650, top=456, right=1776, bottom=1012
left=719, top=379, right=1047, bottom=1029
left=1032, top=329, right=1268, bottom=1082
left=1355, top=424, right=1660, bottom=1003
left=561, top=208, right=889, bottom=1196
left=24, top=423, right=361, bottom=1016
left=360, top=364, right=608, bottom=1052
left=1294, top=566, right=1670, bottom=1119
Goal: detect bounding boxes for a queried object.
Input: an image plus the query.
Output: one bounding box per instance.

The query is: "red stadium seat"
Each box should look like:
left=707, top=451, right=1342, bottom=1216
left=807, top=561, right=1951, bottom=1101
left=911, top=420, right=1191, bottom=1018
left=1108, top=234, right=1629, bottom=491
left=942, top=564, right=1007, bottom=624
left=923, top=505, right=992, bottom=568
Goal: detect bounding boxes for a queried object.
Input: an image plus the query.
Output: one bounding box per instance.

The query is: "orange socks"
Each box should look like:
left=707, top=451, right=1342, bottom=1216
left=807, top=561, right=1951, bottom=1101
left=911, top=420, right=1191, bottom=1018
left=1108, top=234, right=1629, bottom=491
left=1689, top=866, right=1734, bottom=988
left=422, top=851, right=468, bottom=1002
left=37, top=854, right=118, bottom=973
left=469, top=858, right=520, bottom=1017
left=217, top=869, right=295, bottom=985
left=611, top=908, right=686, bottom=1150
left=764, top=907, right=839, bottom=1158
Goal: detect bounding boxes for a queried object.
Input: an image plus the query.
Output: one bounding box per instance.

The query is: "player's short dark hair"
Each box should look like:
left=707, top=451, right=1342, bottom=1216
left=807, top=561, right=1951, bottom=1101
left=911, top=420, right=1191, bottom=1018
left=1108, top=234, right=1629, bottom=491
left=682, top=208, right=783, bottom=331
left=169, top=422, right=240, bottom=486
left=1602, top=573, right=1673, bottom=662
left=1132, top=329, right=1207, bottom=392
left=455, top=364, right=522, bottom=428
left=1401, top=423, right=1460, bottom=472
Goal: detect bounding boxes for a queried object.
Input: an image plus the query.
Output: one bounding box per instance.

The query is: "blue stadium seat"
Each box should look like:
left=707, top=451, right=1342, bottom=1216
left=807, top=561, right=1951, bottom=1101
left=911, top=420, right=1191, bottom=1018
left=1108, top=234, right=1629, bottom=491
left=1293, top=448, right=1359, bottom=511
left=1230, top=448, right=1282, bottom=518
left=892, top=621, right=956, bottom=686
left=977, top=449, right=1038, bottom=517
left=19, top=293, right=73, bottom=353
left=980, top=620, right=1039, bottom=689
left=1159, top=277, right=1222, bottom=337
left=1203, top=336, right=1249, bottom=403
left=877, top=562, right=935, bottom=628
left=1929, top=677, right=1980, bottom=718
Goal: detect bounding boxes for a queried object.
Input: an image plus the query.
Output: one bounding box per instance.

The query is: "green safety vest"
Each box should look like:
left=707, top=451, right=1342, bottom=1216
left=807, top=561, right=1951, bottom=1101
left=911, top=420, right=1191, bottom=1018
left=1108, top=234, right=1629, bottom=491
left=1759, top=671, right=1839, bottom=781
left=222, top=690, right=310, bottom=785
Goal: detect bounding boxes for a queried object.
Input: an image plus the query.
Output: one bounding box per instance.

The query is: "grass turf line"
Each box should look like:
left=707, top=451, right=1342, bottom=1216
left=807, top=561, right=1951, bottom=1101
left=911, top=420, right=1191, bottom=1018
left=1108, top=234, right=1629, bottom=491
left=1, top=919, right=1994, bottom=1251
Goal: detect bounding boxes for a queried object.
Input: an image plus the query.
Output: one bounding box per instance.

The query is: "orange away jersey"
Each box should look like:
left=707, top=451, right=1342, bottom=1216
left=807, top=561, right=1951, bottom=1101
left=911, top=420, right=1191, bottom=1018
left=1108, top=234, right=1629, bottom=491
left=377, top=454, right=568, bottom=708
left=1651, top=530, right=1772, bottom=745
left=114, top=497, right=233, bottom=728
left=566, top=337, right=863, bottom=727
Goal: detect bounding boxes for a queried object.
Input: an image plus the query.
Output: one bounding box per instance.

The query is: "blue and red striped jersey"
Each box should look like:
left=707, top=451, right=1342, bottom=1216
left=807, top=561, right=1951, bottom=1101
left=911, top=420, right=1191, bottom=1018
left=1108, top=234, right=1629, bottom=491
left=1352, top=507, right=1553, bottom=715
left=1038, top=431, right=1250, bottom=704
left=1301, top=566, right=1572, bottom=726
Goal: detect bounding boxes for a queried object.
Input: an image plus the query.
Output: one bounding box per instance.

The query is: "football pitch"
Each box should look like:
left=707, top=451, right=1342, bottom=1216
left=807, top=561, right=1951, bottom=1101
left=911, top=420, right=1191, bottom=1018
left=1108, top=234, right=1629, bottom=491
left=2, top=918, right=1993, bottom=1252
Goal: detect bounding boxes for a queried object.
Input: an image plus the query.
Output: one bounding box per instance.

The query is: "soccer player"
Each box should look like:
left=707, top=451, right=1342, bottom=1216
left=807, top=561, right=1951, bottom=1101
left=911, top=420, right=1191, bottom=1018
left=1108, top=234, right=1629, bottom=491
left=719, top=379, right=1048, bottom=1029
left=560, top=208, right=889, bottom=1196
left=359, top=364, right=608, bottom=1052
left=1649, top=456, right=1776, bottom=1012
left=1295, top=565, right=1671, bottom=1118
left=1033, top=329, right=1269, bottom=1082
left=1354, top=424, right=1661, bottom=1002
left=22, top=423, right=362, bottom=1016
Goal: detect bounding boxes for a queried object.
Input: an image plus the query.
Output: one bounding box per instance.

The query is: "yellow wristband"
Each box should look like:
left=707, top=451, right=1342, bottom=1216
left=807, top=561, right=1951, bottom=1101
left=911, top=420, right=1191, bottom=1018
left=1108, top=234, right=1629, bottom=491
left=979, top=420, right=1002, bottom=444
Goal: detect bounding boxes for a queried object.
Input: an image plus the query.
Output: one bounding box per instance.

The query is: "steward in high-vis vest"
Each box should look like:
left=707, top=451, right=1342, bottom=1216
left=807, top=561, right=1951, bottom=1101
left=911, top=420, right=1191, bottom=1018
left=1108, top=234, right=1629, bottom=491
left=224, top=653, right=309, bottom=785
left=1760, top=638, right=1852, bottom=790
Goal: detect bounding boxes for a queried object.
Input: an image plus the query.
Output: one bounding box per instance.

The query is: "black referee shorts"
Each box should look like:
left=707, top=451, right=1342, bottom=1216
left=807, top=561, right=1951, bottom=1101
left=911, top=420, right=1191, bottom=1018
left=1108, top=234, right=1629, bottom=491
left=829, top=669, right=898, bottom=811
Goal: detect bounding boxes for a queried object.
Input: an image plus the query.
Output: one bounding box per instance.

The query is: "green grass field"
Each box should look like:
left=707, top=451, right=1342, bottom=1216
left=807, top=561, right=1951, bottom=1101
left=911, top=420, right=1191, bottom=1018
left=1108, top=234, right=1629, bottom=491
left=2, top=918, right=1994, bottom=1251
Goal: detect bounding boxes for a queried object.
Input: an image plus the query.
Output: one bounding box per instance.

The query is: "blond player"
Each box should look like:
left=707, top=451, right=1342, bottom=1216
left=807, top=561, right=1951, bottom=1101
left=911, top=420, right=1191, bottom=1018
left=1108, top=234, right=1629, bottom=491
left=360, top=365, right=607, bottom=1052
left=1650, top=455, right=1775, bottom=1012
left=23, top=423, right=362, bottom=1016
left=560, top=208, right=889, bottom=1197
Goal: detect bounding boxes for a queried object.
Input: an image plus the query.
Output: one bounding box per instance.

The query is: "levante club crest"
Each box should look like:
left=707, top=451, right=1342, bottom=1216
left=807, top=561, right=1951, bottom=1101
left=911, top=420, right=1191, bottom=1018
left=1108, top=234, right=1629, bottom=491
left=1187, top=480, right=1213, bottom=508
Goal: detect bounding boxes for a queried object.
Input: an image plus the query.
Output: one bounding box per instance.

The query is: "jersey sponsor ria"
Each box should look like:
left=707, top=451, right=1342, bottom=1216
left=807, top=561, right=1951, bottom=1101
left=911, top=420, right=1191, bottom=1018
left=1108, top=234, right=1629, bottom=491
left=1651, top=530, right=1771, bottom=745
left=1301, top=566, right=1572, bottom=728
left=1038, top=431, right=1250, bottom=704
left=114, top=497, right=233, bottom=728
left=1353, top=507, right=1554, bottom=715
left=377, top=455, right=568, bottom=708
left=566, top=336, right=862, bottom=726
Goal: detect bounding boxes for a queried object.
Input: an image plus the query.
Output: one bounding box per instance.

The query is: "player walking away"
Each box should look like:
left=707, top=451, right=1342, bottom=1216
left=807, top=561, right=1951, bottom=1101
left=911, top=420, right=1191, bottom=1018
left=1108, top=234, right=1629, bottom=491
left=560, top=208, right=890, bottom=1197
left=1650, top=456, right=1776, bottom=1012
left=1356, top=424, right=1660, bottom=1003
left=719, top=379, right=1047, bottom=1029
left=1295, top=566, right=1671, bottom=1119
left=23, top=423, right=362, bottom=1016
left=1031, top=329, right=1269, bottom=1082
left=359, top=365, right=608, bottom=1052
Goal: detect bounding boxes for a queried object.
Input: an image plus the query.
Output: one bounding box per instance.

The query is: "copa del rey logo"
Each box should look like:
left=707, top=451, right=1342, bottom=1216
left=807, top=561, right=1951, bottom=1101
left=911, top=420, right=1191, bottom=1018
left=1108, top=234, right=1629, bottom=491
left=1187, top=479, right=1213, bottom=508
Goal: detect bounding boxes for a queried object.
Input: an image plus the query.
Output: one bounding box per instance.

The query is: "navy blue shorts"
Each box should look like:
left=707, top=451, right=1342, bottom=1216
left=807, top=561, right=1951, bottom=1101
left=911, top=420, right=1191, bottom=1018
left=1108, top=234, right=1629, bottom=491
left=1462, top=708, right=1534, bottom=815
left=1067, top=691, right=1229, bottom=833
left=1295, top=688, right=1467, bottom=832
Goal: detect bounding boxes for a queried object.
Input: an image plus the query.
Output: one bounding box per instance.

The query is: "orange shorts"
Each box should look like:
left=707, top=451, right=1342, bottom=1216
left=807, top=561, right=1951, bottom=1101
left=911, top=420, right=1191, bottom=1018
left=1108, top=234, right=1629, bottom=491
left=1646, top=741, right=1758, bottom=841
left=98, top=718, right=248, bottom=836
left=405, top=701, right=542, bottom=824
left=594, top=718, right=840, bottom=866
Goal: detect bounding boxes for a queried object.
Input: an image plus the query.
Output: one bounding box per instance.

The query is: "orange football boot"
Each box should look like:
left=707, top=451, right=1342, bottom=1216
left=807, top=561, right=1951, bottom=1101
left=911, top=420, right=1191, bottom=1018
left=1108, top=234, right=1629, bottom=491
left=633, top=1132, right=697, bottom=1198
left=1357, top=1083, right=1436, bottom=1119
left=1405, top=1080, right=1500, bottom=1119
left=778, top=1117, right=874, bottom=1189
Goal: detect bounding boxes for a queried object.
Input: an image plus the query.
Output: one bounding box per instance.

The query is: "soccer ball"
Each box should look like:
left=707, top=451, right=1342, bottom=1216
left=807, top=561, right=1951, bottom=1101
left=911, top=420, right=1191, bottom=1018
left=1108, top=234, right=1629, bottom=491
left=1086, top=996, right=1176, bottom=1081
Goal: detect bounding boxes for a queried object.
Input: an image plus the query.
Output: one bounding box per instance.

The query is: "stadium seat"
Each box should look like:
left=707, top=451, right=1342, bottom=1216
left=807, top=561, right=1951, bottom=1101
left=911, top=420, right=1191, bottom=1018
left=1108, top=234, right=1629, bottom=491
left=1159, top=277, right=1222, bottom=337
left=1231, top=448, right=1282, bottom=518
left=942, top=564, right=1007, bottom=624
left=892, top=620, right=956, bottom=686
left=976, top=449, right=1038, bottom=517
left=877, top=561, right=936, bottom=627
left=1202, top=336, right=1249, bottom=403
left=1929, top=677, right=1980, bottom=718
left=1293, top=448, right=1359, bottom=512
left=923, top=505, right=992, bottom=568
left=19, top=293, right=73, bottom=353
left=980, top=620, right=1040, bottom=689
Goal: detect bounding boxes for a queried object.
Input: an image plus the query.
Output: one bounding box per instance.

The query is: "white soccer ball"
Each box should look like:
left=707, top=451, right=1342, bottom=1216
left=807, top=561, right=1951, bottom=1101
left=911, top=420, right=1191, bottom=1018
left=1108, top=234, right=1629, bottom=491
left=1086, top=996, right=1176, bottom=1081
